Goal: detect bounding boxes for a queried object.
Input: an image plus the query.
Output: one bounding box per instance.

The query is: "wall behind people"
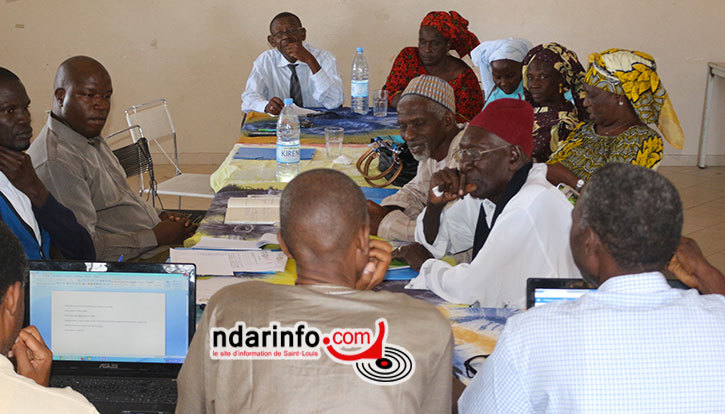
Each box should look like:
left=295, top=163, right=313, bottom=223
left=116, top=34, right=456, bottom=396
left=1, top=0, right=724, bottom=165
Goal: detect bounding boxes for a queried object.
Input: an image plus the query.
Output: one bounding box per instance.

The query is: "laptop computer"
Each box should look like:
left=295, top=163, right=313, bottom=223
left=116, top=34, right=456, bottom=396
left=526, top=277, right=690, bottom=309
left=26, top=260, right=196, bottom=414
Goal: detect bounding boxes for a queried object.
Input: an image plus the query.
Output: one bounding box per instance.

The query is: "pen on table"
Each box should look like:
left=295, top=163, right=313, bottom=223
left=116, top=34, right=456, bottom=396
left=257, top=128, right=276, bottom=132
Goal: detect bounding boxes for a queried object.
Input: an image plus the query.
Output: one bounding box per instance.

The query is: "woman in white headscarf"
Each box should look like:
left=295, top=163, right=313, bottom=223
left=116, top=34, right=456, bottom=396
left=471, top=37, right=532, bottom=108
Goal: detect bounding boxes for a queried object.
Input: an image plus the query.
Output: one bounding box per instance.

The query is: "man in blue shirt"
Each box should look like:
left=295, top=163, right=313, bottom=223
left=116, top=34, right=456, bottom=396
left=0, top=67, right=94, bottom=260
left=459, top=163, right=725, bottom=413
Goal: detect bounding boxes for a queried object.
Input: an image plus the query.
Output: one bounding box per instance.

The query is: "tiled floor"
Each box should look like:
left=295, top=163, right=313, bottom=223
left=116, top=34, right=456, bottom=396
left=134, top=164, right=725, bottom=273
left=659, top=166, right=725, bottom=272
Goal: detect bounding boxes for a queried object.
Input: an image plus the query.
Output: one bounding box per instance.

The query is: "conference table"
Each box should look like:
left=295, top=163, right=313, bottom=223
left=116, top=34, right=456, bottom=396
left=240, top=107, right=401, bottom=145
left=211, top=107, right=404, bottom=191
left=187, top=108, right=520, bottom=386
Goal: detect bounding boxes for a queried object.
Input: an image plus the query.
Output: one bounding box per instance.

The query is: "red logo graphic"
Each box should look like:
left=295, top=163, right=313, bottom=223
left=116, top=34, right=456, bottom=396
left=322, top=318, right=415, bottom=385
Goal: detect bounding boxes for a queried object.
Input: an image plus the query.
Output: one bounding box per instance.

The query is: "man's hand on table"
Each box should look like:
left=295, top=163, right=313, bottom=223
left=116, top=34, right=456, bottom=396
left=159, top=211, right=197, bottom=238
left=10, top=326, right=52, bottom=387
left=366, top=201, right=403, bottom=236
left=153, top=220, right=196, bottom=245
left=160, top=211, right=191, bottom=225
left=265, top=97, right=284, bottom=115
left=393, top=243, right=433, bottom=272
left=356, top=239, right=392, bottom=290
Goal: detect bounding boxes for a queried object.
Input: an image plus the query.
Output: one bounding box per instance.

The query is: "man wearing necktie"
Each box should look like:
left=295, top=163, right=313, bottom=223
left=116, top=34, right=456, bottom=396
left=397, top=99, right=581, bottom=308
left=241, top=12, right=344, bottom=115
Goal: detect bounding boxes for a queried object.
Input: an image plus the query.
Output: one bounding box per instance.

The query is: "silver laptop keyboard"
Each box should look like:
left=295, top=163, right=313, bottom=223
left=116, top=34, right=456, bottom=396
left=51, top=376, right=178, bottom=404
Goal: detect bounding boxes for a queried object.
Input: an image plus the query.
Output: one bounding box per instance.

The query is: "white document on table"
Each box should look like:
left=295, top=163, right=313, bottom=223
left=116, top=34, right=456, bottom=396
left=196, top=277, right=249, bottom=304
left=225, top=196, right=281, bottom=224
left=192, top=234, right=280, bottom=250
left=289, top=104, right=321, bottom=116
left=170, top=248, right=287, bottom=276
left=266, top=104, right=320, bottom=117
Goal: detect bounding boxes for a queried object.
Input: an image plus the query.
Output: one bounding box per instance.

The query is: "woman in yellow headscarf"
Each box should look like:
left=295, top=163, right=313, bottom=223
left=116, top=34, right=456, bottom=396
left=546, top=48, right=684, bottom=190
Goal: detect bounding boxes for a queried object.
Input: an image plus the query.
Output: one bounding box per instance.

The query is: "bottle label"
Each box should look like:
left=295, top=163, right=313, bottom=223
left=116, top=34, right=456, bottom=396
left=277, top=144, right=300, bottom=163
left=351, top=80, right=369, bottom=98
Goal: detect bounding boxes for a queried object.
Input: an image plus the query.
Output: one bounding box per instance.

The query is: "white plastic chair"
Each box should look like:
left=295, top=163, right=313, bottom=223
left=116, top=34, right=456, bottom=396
left=124, top=99, right=215, bottom=208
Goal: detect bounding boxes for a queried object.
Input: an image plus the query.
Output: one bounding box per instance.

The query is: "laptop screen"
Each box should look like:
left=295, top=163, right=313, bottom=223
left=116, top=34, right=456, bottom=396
left=532, top=287, right=594, bottom=307
left=526, top=277, right=689, bottom=309
left=28, top=261, right=195, bottom=365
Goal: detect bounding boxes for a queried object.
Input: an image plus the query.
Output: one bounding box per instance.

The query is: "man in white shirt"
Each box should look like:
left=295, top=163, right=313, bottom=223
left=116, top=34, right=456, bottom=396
left=0, top=222, right=97, bottom=413
left=241, top=12, right=343, bottom=115
left=399, top=99, right=580, bottom=308
left=459, top=163, right=725, bottom=413
left=368, top=75, right=465, bottom=242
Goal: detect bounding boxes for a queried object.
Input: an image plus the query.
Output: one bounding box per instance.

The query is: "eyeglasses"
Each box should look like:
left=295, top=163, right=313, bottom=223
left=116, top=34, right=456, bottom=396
left=463, top=354, right=490, bottom=378
left=452, top=145, right=509, bottom=163
left=270, top=27, right=304, bottom=40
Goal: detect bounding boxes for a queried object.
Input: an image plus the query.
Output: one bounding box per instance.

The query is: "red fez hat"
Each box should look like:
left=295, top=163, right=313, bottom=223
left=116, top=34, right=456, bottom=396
left=469, top=99, right=534, bottom=157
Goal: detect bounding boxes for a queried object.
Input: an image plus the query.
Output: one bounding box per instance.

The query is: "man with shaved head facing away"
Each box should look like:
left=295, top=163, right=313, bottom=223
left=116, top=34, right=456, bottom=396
left=177, top=169, right=454, bottom=413
left=28, top=56, right=194, bottom=261
left=0, top=222, right=97, bottom=413
left=0, top=67, right=94, bottom=260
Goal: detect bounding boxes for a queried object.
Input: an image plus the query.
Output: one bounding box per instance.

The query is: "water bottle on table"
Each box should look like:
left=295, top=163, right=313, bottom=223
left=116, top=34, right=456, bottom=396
left=351, top=47, right=369, bottom=114
left=276, top=98, right=300, bottom=182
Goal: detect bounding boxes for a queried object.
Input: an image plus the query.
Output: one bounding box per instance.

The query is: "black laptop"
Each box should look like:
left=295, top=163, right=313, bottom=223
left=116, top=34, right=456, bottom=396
left=526, top=277, right=689, bottom=309
left=27, top=260, right=196, bottom=414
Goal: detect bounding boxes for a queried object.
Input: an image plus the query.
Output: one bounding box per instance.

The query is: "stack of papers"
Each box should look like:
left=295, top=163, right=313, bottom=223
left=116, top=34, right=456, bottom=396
left=196, top=277, right=248, bottom=304
left=224, top=195, right=281, bottom=225
left=170, top=248, right=287, bottom=276
left=192, top=233, right=279, bottom=250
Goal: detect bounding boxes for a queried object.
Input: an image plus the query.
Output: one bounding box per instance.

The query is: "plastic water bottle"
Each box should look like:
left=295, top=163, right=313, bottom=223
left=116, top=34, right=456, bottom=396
left=351, top=47, right=369, bottom=114
left=276, top=98, right=300, bottom=182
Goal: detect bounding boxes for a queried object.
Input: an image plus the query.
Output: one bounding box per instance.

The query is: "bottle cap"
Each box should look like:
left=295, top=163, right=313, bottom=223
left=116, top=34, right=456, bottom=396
left=283, top=98, right=293, bottom=105
left=356, top=47, right=363, bottom=53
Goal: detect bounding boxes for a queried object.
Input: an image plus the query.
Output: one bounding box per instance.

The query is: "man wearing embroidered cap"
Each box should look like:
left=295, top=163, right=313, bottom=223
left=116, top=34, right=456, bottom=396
left=399, top=99, right=581, bottom=308
left=368, top=75, right=464, bottom=242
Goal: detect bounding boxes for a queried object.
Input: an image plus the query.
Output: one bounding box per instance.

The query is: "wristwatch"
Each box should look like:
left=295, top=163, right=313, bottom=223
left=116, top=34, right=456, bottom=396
left=575, top=179, right=585, bottom=191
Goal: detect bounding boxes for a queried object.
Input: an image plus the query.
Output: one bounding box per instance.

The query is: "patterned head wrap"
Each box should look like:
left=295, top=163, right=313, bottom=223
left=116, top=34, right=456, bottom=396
left=470, top=38, right=532, bottom=98
left=522, top=42, right=587, bottom=118
left=420, top=11, right=480, bottom=58
left=585, top=48, right=684, bottom=149
left=401, top=75, right=456, bottom=113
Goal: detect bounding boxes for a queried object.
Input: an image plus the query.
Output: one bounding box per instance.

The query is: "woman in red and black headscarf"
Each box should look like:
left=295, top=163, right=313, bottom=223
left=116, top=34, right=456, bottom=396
left=384, top=11, right=483, bottom=122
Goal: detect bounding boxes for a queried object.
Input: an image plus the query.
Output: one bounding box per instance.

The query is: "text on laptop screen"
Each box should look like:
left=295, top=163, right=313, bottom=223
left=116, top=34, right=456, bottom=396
left=533, top=288, right=595, bottom=306
left=29, top=270, right=190, bottom=364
